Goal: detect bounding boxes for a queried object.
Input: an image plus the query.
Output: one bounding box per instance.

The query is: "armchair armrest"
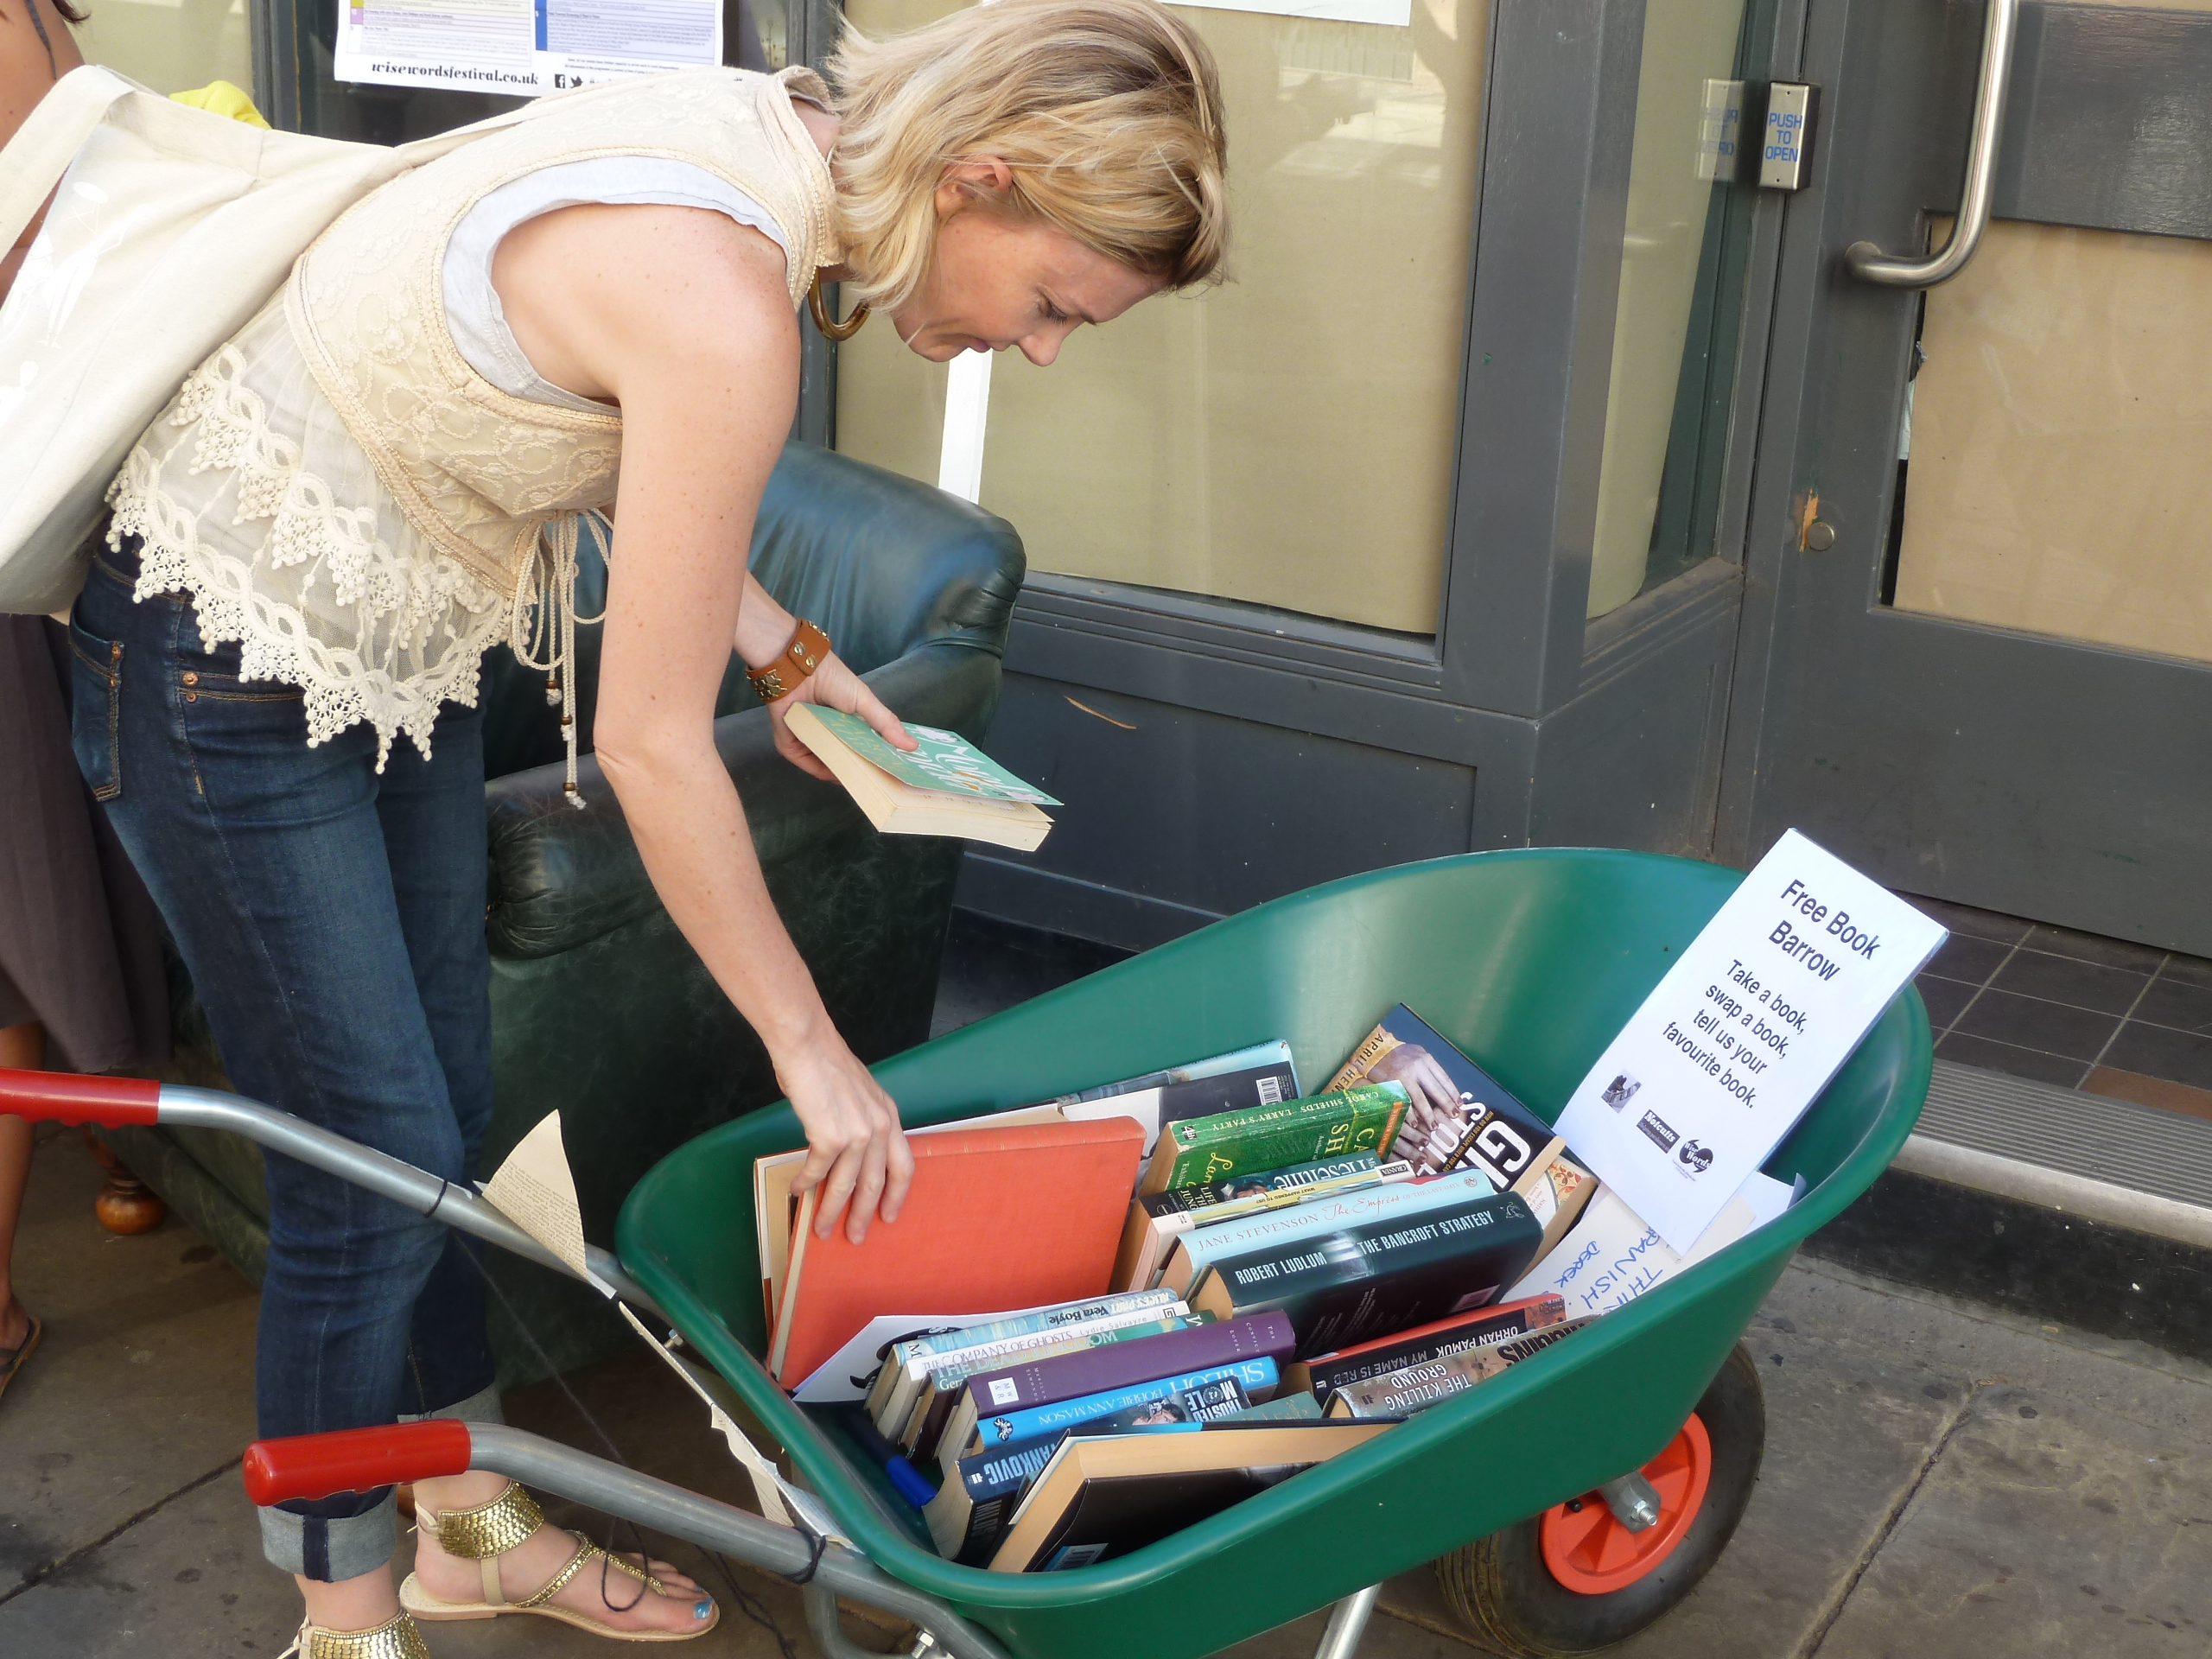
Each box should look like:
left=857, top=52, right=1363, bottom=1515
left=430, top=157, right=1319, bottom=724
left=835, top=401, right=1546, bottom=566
left=486, top=643, right=1003, bottom=960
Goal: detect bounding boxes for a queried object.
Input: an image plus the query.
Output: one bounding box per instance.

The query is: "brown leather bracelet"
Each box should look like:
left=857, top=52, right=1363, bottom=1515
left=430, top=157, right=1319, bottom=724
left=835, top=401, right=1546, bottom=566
left=747, top=618, right=831, bottom=702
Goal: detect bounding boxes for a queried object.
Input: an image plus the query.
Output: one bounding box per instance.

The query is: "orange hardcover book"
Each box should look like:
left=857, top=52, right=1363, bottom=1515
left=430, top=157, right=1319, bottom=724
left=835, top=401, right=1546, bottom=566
left=767, top=1116, right=1147, bottom=1387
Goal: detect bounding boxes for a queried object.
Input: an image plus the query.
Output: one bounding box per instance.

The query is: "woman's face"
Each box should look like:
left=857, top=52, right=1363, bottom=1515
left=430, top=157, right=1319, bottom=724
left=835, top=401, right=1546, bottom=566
left=891, top=166, right=1165, bottom=365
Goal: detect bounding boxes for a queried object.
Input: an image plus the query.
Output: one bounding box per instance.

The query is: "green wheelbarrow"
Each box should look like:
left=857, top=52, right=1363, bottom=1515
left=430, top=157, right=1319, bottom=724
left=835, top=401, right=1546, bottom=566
left=3, top=848, right=1933, bottom=1659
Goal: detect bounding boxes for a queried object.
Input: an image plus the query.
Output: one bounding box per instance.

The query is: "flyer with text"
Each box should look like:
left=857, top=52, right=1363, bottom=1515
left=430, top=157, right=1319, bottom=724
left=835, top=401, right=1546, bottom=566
left=334, top=2, right=723, bottom=97
left=1554, top=830, right=1946, bottom=1251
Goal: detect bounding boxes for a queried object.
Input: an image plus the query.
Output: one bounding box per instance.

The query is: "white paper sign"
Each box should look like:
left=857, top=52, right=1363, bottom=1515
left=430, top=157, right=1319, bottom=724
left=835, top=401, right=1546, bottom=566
left=334, top=0, right=722, bottom=97
left=1503, top=1174, right=1793, bottom=1317
left=1554, top=830, right=1946, bottom=1250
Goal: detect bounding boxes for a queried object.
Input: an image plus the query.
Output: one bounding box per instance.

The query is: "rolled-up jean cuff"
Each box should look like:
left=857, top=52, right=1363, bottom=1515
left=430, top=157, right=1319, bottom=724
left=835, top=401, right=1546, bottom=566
left=400, top=1382, right=505, bottom=1427
left=260, top=1492, right=397, bottom=1581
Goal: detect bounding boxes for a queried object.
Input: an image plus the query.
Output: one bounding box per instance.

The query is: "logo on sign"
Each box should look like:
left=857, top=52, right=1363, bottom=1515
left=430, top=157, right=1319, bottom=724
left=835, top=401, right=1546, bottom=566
left=1677, top=1139, right=1715, bottom=1176
left=1637, top=1110, right=1679, bottom=1154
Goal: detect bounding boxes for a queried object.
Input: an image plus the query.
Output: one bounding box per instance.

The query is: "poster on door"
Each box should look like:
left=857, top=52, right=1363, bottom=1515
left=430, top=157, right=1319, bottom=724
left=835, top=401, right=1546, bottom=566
left=333, top=1, right=724, bottom=96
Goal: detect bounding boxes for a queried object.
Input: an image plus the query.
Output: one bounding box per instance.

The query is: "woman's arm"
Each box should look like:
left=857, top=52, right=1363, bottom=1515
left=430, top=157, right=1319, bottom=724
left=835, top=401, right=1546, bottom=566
left=494, top=201, right=915, bottom=1241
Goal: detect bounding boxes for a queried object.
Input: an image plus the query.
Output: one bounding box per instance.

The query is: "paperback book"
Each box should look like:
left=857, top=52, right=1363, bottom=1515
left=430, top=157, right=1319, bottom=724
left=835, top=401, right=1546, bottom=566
left=1324, top=1319, right=1595, bottom=1419
left=1154, top=1168, right=1498, bottom=1299
left=936, top=1313, right=1296, bottom=1465
left=1188, top=1192, right=1546, bottom=1359
left=1113, top=1154, right=1411, bottom=1293
left=861, top=1289, right=1182, bottom=1423
left=1140, top=1083, right=1409, bottom=1195
left=1327, top=1006, right=1556, bottom=1184
left=785, top=703, right=1058, bottom=851
left=987, top=1422, right=1391, bottom=1573
left=1282, top=1293, right=1569, bottom=1400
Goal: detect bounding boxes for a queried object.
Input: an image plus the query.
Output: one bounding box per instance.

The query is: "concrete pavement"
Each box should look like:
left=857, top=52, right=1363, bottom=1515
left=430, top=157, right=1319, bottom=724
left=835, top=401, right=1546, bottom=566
left=4, top=1122, right=2209, bottom=1658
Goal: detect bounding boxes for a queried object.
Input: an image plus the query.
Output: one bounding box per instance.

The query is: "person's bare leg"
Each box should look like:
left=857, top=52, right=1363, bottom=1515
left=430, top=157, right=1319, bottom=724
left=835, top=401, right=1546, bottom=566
left=0, top=1020, right=42, bottom=1355
left=410, top=1468, right=713, bottom=1633
left=296, top=1563, right=401, bottom=1635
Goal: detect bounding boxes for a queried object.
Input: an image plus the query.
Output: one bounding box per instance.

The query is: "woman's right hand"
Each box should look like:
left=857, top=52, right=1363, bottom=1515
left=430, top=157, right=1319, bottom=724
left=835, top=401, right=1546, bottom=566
left=779, top=1036, right=916, bottom=1243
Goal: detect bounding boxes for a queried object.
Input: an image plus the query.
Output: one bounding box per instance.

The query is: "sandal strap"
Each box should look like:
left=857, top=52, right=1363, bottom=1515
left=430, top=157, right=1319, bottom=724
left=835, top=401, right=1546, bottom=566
left=425, top=1481, right=544, bottom=1560
left=283, top=1611, right=430, bottom=1659
left=512, top=1535, right=665, bottom=1610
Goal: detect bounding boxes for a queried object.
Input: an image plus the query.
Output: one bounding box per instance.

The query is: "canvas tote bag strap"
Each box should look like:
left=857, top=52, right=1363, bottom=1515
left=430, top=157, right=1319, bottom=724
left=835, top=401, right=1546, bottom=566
left=0, top=65, right=133, bottom=257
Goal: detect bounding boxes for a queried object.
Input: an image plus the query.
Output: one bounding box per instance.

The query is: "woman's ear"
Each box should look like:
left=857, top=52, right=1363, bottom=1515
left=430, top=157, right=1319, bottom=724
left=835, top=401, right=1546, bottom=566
left=933, top=157, right=1016, bottom=220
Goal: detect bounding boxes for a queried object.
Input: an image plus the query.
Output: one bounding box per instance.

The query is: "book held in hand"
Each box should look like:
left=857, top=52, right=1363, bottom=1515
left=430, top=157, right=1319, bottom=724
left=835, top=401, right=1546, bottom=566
left=784, top=702, right=1059, bottom=851
left=768, top=1116, right=1144, bottom=1385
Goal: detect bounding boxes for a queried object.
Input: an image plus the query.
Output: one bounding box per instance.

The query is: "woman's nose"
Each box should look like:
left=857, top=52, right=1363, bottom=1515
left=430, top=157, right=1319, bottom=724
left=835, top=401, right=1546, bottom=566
left=1018, top=321, right=1078, bottom=367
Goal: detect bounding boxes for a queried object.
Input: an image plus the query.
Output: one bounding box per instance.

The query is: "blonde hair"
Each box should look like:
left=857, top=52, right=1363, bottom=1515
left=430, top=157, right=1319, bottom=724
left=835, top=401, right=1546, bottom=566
left=827, top=0, right=1227, bottom=314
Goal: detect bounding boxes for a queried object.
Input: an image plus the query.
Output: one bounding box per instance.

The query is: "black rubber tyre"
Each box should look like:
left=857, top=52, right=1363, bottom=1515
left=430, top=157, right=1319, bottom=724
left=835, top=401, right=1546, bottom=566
left=1433, top=1342, right=1766, bottom=1658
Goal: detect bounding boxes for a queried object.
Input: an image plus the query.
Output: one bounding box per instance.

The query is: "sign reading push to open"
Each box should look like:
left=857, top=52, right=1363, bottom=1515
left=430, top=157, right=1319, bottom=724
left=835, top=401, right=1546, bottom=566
left=1554, top=830, right=1946, bottom=1251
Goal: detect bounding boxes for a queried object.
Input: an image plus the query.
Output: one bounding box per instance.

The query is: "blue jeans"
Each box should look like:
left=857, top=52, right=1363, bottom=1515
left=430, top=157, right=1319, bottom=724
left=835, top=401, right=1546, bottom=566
left=71, top=543, right=501, bottom=1582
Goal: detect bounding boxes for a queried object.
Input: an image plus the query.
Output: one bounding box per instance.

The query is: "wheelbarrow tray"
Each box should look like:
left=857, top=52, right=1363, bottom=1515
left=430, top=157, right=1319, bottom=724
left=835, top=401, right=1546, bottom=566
left=617, top=849, right=1932, bottom=1659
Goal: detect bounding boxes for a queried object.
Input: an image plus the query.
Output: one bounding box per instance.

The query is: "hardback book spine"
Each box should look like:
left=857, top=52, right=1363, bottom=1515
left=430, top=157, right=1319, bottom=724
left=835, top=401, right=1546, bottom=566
left=1285, top=1294, right=1568, bottom=1398
left=936, top=1312, right=1294, bottom=1465
left=1325, top=1318, right=1594, bottom=1419
left=899, top=1313, right=1198, bottom=1452
left=1194, top=1193, right=1544, bottom=1359
left=879, top=1300, right=1187, bottom=1436
left=970, top=1358, right=1280, bottom=1452
left=1141, top=1084, right=1409, bottom=1195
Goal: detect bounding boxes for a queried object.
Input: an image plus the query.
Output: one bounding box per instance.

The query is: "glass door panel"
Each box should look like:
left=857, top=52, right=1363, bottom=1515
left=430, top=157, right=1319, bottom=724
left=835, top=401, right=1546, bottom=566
left=1892, top=219, right=2212, bottom=665
left=77, top=0, right=253, bottom=94
left=834, top=0, right=1487, bottom=636
left=1586, top=0, right=1754, bottom=616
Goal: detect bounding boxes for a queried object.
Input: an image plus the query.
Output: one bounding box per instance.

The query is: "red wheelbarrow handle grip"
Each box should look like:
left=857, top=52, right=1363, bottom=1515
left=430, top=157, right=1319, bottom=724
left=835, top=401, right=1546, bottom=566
left=0, top=1067, right=162, bottom=1126
left=244, top=1421, right=475, bottom=1506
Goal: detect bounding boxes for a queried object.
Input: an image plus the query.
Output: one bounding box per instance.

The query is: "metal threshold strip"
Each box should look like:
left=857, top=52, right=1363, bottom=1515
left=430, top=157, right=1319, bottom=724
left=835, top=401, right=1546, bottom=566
left=1891, top=1059, right=2212, bottom=1249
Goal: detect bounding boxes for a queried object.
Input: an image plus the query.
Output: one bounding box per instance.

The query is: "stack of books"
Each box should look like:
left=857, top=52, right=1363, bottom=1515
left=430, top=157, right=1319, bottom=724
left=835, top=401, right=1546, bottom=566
left=753, top=1005, right=1765, bottom=1574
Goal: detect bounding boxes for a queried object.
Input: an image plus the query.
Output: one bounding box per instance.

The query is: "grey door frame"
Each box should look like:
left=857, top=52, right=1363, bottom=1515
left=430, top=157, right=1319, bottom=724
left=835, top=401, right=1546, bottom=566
left=1718, top=0, right=2212, bottom=952
left=813, top=0, right=1807, bottom=947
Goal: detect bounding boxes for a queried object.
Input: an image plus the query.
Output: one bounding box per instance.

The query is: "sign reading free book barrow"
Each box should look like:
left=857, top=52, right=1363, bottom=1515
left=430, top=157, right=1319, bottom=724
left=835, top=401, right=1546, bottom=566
left=1555, top=830, right=1947, bottom=1251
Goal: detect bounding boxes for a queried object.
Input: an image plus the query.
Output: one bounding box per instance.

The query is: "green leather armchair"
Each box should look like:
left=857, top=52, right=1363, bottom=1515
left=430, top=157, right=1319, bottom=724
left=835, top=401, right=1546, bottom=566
left=104, top=443, right=1027, bottom=1383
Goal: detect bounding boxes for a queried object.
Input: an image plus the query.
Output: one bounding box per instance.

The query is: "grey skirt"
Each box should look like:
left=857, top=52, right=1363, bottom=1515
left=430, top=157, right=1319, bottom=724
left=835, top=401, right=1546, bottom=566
left=0, top=612, right=168, bottom=1071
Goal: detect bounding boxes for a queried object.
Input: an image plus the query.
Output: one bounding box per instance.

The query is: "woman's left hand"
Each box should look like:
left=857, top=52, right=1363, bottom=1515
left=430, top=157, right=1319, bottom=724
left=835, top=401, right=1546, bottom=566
left=768, top=652, right=918, bottom=781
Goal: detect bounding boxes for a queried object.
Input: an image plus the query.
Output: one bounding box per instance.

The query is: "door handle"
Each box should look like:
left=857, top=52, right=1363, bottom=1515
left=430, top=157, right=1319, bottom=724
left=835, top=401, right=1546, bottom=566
left=1846, top=0, right=2019, bottom=287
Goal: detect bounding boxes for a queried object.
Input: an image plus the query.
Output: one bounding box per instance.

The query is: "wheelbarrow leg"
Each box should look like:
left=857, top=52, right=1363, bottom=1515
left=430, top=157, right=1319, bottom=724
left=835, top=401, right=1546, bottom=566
left=1313, top=1584, right=1382, bottom=1659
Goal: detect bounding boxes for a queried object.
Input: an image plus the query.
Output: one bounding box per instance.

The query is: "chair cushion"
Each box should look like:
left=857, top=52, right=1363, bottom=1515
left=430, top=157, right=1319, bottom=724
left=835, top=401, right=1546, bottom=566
left=478, top=442, right=1024, bottom=781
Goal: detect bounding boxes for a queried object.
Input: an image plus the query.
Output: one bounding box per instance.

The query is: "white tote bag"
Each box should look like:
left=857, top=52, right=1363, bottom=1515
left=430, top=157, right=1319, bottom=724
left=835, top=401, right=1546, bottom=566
left=0, top=67, right=540, bottom=613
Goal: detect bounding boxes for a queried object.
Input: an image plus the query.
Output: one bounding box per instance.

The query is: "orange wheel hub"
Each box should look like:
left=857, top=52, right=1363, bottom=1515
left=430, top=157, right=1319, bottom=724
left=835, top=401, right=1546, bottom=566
left=1540, top=1413, right=1713, bottom=1595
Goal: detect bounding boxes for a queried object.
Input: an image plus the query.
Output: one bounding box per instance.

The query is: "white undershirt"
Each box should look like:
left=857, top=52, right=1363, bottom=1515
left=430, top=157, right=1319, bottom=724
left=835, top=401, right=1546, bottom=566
left=440, top=157, right=788, bottom=414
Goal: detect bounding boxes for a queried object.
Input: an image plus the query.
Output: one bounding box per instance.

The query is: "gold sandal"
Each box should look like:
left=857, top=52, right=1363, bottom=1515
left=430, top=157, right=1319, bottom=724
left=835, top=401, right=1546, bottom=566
left=279, top=1609, right=430, bottom=1658
left=398, top=1480, right=718, bottom=1643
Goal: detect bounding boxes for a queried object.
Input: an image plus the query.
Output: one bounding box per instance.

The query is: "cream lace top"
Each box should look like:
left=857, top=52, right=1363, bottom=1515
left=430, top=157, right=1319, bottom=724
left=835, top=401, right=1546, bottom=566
left=105, top=159, right=781, bottom=771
